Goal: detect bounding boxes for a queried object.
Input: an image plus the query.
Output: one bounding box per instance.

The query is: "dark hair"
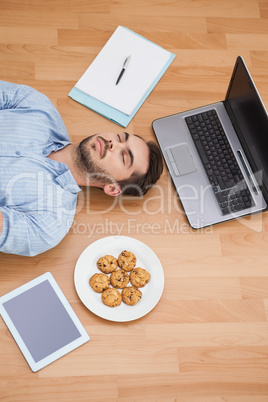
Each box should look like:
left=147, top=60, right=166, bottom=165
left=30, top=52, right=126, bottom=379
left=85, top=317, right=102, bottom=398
left=117, top=140, right=163, bottom=196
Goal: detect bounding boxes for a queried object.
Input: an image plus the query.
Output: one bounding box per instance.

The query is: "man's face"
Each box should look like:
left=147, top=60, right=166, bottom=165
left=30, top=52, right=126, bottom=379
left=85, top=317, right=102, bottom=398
left=78, top=132, right=149, bottom=185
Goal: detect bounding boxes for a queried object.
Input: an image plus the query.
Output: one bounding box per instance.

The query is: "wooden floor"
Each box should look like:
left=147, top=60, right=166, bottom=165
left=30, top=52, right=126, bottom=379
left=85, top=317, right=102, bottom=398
left=1, top=0, right=268, bottom=401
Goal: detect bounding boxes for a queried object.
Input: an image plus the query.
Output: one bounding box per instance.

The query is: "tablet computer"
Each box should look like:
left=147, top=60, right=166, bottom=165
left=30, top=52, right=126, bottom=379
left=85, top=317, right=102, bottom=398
left=0, top=272, right=90, bottom=372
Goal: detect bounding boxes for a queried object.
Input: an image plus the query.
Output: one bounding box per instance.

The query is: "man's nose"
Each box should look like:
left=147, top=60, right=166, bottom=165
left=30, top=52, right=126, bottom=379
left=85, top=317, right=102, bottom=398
left=108, top=140, right=124, bottom=152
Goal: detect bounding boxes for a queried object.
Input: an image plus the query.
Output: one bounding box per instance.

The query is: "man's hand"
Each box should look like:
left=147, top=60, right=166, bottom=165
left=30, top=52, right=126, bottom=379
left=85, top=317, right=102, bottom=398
left=0, top=211, right=3, bottom=235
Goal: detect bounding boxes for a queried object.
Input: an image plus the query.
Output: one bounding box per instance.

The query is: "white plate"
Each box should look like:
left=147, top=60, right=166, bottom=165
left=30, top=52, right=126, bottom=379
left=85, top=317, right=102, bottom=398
left=74, top=236, right=164, bottom=322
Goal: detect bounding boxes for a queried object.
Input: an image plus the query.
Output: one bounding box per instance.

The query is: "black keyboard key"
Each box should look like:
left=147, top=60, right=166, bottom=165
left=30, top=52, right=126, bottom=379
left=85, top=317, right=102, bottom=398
left=194, top=139, right=209, bottom=164
left=217, top=177, right=226, bottom=190
left=225, top=179, right=236, bottom=188
left=216, top=192, right=225, bottom=203
left=185, top=117, right=193, bottom=124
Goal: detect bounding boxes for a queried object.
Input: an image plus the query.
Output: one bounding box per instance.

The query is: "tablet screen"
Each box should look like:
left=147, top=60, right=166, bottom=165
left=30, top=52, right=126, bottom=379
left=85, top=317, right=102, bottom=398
left=0, top=272, right=90, bottom=371
left=3, top=279, right=81, bottom=362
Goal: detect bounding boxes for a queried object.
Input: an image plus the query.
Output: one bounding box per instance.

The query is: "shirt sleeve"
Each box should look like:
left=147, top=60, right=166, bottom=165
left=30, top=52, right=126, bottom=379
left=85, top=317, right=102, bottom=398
left=0, top=206, right=74, bottom=257
left=0, top=80, right=44, bottom=110
left=0, top=80, right=70, bottom=141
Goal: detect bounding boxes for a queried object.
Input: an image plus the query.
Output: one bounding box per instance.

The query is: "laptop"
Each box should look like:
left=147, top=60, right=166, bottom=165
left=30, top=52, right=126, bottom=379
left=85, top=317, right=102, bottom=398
left=152, top=56, right=268, bottom=229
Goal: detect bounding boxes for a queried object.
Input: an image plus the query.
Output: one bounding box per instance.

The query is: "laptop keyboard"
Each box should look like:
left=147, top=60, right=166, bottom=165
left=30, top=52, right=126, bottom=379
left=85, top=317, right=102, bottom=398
left=185, top=110, right=255, bottom=215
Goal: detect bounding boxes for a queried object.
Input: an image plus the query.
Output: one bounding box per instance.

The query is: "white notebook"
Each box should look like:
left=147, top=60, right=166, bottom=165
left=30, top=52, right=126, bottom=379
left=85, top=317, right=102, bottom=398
left=75, top=26, right=172, bottom=116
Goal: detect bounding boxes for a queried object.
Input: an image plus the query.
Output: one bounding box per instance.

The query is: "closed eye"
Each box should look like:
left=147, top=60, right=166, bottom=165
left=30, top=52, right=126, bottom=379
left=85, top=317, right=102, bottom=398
left=122, top=149, right=133, bottom=167
left=118, top=133, right=129, bottom=143
left=118, top=132, right=132, bottom=167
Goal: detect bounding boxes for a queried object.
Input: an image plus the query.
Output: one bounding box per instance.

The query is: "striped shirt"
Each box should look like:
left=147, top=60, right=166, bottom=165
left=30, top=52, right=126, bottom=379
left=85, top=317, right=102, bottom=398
left=0, top=81, right=80, bottom=256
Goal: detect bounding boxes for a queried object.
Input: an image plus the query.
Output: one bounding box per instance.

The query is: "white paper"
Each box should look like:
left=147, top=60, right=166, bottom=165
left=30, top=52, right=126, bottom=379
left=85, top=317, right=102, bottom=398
left=75, top=26, right=171, bottom=115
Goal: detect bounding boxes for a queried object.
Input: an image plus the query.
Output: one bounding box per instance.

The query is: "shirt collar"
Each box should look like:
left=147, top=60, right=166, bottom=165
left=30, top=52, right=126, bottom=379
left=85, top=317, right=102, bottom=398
left=55, top=170, right=81, bottom=193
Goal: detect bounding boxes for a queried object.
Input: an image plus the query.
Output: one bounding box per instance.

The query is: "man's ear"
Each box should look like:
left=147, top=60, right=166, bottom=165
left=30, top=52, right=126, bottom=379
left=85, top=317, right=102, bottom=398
left=103, top=183, right=122, bottom=196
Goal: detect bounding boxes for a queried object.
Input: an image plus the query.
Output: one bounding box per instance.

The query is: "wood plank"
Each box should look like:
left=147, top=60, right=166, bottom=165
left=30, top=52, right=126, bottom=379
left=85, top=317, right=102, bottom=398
left=226, top=34, right=268, bottom=50
left=110, top=0, right=260, bottom=18
left=207, top=17, right=268, bottom=34
left=0, top=27, right=57, bottom=45
left=240, top=277, right=268, bottom=298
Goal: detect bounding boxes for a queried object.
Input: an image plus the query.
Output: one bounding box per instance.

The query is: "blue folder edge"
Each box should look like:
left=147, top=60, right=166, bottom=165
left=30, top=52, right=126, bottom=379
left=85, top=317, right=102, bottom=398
left=68, top=28, right=176, bottom=127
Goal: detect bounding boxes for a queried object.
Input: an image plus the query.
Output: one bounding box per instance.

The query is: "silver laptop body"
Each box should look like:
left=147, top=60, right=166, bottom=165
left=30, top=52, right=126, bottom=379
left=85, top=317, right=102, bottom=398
left=152, top=56, right=268, bottom=229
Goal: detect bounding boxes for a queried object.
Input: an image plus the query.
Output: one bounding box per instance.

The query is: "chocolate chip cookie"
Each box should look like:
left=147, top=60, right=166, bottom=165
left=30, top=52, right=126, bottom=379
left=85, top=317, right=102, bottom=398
left=122, top=287, right=142, bottom=306
left=97, top=255, right=118, bottom=274
left=101, top=288, right=122, bottom=307
left=118, top=250, right=137, bottom=272
left=110, top=269, right=129, bottom=289
left=89, top=273, right=110, bottom=293
left=130, top=267, right=151, bottom=288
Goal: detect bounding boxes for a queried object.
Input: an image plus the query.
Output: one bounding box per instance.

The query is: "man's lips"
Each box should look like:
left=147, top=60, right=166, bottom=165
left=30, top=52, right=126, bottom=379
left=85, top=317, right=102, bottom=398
left=95, top=136, right=109, bottom=159
left=96, top=138, right=103, bottom=157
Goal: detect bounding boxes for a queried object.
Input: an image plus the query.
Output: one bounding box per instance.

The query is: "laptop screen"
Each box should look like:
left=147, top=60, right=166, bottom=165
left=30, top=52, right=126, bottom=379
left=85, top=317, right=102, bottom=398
left=225, top=56, right=268, bottom=197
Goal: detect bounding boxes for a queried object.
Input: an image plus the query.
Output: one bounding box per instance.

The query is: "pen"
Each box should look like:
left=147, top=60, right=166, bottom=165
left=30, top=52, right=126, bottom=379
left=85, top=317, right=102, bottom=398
left=116, top=55, right=131, bottom=85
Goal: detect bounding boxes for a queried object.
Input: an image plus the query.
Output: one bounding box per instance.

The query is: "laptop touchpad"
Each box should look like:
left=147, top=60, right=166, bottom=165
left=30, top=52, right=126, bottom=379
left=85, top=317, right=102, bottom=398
left=166, top=143, right=197, bottom=176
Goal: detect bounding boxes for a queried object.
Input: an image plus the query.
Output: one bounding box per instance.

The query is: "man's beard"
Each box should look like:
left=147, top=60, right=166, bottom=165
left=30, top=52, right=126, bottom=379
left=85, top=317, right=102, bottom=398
left=76, top=135, right=115, bottom=186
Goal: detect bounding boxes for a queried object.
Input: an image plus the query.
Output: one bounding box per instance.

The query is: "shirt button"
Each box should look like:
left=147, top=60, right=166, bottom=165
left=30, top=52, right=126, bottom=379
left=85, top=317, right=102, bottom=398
left=15, top=151, right=21, bottom=155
